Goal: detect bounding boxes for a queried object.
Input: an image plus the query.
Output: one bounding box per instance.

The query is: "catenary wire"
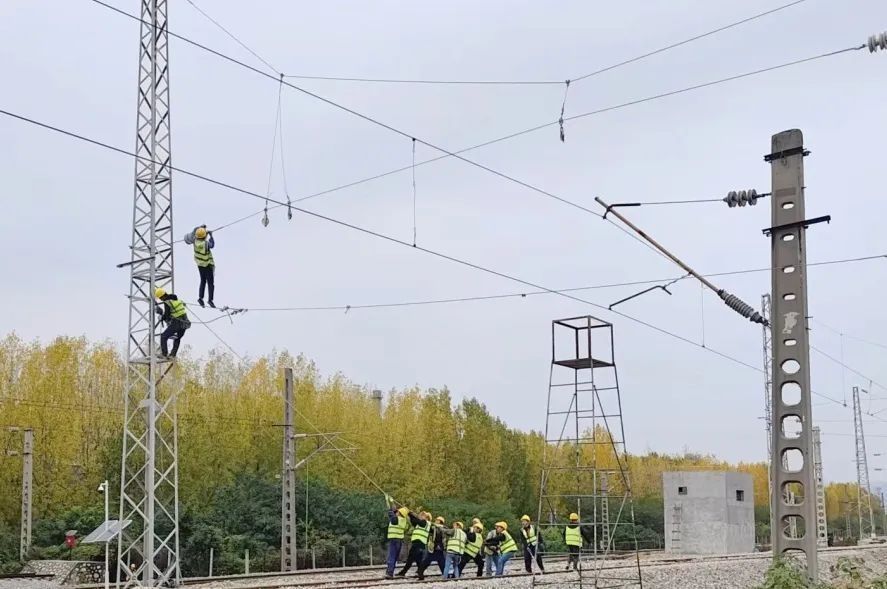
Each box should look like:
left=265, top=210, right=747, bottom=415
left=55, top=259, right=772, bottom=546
left=201, top=0, right=809, bottom=86
left=188, top=46, right=865, bottom=240
left=182, top=0, right=280, bottom=75
left=241, top=253, right=886, bottom=312
left=1, top=107, right=767, bottom=374
left=813, top=319, right=887, bottom=352
left=3, top=110, right=878, bottom=420
left=89, top=0, right=865, bottom=263
left=569, top=0, right=809, bottom=83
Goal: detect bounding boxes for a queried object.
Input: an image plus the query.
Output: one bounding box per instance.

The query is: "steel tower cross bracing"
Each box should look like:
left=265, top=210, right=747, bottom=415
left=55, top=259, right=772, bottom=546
left=535, top=316, right=642, bottom=588
left=116, top=0, right=180, bottom=586
left=852, top=386, right=875, bottom=539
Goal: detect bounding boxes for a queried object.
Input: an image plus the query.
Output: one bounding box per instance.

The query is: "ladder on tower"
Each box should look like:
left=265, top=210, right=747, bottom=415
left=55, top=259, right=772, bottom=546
left=671, top=504, right=683, bottom=553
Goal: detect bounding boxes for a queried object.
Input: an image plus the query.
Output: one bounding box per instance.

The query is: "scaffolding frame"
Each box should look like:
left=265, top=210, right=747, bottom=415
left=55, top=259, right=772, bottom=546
left=536, top=316, right=642, bottom=588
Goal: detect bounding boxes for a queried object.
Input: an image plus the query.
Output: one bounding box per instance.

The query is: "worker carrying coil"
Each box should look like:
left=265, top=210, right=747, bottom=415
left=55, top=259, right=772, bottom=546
left=154, top=287, right=190, bottom=359
left=185, top=225, right=216, bottom=308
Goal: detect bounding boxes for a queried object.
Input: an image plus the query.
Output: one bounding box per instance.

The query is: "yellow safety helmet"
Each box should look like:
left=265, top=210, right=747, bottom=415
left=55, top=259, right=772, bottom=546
left=453, top=521, right=463, bottom=529
left=397, top=507, right=410, bottom=518
left=195, top=226, right=208, bottom=239
left=520, top=515, right=531, bottom=522
left=569, top=513, right=579, bottom=521
left=495, top=521, right=508, bottom=531
left=435, top=516, right=445, bottom=524
left=471, top=518, right=481, bottom=525
left=473, top=522, right=484, bottom=531
left=154, top=287, right=166, bottom=299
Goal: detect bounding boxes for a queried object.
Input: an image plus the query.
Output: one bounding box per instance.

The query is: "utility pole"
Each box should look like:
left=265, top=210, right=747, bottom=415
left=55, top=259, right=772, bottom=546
left=5, top=427, right=33, bottom=561
left=281, top=368, right=297, bottom=572
left=852, top=386, right=876, bottom=540
left=768, top=129, right=820, bottom=579
left=280, top=368, right=354, bottom=571
left=371, top=390, right=383, bottom=414
left=881, top=491, right=886, bottom=536
left=762, top=294, right=774, bottom=520
left=812, top=427, right=828, bottom=548
left=116, top=0, right=179, bottom=586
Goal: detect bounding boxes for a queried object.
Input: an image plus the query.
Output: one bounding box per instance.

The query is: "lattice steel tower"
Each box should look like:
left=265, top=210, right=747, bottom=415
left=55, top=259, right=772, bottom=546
left=117, top=0, right=180, bottom=585
left=536, top=316, right=642, bottom=588
left=852, top=386, right=875, bottom=540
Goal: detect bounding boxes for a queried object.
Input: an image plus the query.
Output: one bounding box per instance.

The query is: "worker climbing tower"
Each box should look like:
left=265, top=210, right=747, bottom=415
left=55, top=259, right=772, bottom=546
left=116, top=0, right=180, bottom=586
left=536, top=316, right=643, bottom=588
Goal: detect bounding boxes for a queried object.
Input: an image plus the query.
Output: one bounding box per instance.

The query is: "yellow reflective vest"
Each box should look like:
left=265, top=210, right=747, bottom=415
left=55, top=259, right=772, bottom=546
left=193, top=239, right=213, bottom=267
left=522, top=524, right=538, bottom=547
left=410, top=521, right=430, bottom=545
left=446, top=528, right=466, bottom=554
left=464, top=532, right=483, bottom=557
left=499, top=531, right=518, bottom=554
left=387, top=515, right=408, bottom=540
left=565, top=525, right=582, bottom=547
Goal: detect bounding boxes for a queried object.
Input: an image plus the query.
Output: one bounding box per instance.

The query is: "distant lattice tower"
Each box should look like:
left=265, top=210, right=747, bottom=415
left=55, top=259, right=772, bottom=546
left=116, top=0, right=181, bottom=586
left=535, top=316, right=642, bottom=588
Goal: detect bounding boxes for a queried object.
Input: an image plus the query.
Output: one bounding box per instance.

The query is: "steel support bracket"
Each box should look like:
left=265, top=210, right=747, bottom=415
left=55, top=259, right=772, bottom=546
left=601, top=202, right=641, bottom=220
left=608, top=284, right=672, bottom=310
left=764, top=146, right=810, bottom=162
left=762, top=215, right=831, bottom=236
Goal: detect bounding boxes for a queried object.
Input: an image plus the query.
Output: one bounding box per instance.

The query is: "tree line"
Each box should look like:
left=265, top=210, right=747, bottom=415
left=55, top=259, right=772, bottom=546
left=0, top=334, right=881, bottom=575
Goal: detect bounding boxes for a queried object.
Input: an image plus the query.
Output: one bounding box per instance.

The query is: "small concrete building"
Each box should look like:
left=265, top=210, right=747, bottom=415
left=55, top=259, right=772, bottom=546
left=663, top=471, right=755, bottom=555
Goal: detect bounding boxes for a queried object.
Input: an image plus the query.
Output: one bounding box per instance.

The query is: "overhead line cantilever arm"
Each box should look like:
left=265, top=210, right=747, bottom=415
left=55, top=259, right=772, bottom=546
left=594, top=196, right=767, bottom=326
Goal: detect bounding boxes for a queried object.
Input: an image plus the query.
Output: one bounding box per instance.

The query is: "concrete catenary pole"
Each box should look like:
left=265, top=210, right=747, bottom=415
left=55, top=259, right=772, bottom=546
left=768, top=129, right=818, bottom=579
left=281, top=368, right=298, bottom=571
left=812, top=427, right=828, bottom=548
left=20, top=429, right=33, bottom=561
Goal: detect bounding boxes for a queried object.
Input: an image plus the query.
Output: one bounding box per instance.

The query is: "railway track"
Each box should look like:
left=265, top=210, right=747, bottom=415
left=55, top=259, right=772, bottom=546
left=75, top=544, right=887, bottom=589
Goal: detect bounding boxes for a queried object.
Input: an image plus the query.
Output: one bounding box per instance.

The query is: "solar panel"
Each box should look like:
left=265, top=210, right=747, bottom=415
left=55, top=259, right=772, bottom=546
left=82, top=520, right=131, bottom=544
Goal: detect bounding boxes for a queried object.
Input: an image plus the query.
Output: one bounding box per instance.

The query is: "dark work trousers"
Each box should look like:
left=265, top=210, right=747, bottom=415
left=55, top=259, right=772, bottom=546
left=458, top=552, right=484, bottom=577
left=385, top=539, right=402, bottom=577
left=417, top=549, right=445, bottom=578
left=523, top=544, right=544, bottom=572
left=161, top=320, right=188, bottom=357
left=397, top=541, right=426, bottom=576
left=198, top=264, right=215, bottom=303
left=566, top=545, right=580, bottom=570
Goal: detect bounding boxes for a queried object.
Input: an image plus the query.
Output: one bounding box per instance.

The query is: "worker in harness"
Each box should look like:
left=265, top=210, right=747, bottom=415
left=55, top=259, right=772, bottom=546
left=192, top=225, right=215, bottom=308
left=154, top=288, right=191, bottom=359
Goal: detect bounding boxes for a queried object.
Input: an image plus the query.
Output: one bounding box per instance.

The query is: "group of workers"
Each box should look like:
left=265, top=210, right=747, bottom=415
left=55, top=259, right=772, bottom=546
left=384, top=503, right=592, bottom=580
left=152, top=225, right=216, bottom=359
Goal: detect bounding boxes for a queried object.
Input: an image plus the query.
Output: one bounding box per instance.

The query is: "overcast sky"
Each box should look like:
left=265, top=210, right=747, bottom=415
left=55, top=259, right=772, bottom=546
left=2, top=0, right=886, bottom=485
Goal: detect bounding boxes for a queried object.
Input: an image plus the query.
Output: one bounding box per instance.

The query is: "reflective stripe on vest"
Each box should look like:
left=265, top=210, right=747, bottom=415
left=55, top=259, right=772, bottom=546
left=499, top=531, right=517, bottom=554
left=565, top=525, right=582, bottom=547
left=446, top=528, right=466, bottom=554
left=410, top=521, right=430, bottom=545
left=166, top=299, right=187, bottom=319
left=522, top=524, right=538, bottom=546
left=194, top=239, right=214, bottom=267
left=387, top=515, right=408, bottom=539
left=464, top=533, right=483, bottom=557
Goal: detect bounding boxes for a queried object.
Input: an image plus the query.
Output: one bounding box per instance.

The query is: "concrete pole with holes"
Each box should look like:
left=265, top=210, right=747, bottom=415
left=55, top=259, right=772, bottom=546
left=768, top=129, right=818, bottom=578
left=20, top=429, right=33, bottom=561
left=281, top=368, right=297, bottom=571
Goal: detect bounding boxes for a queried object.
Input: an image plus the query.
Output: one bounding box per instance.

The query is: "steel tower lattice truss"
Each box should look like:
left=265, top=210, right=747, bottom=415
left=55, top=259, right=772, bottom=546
left=852, top=386, right=875, bottom=540
left=536, top=316, right=642, bottom=589
left=117, top=0, right=180, bottom=586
